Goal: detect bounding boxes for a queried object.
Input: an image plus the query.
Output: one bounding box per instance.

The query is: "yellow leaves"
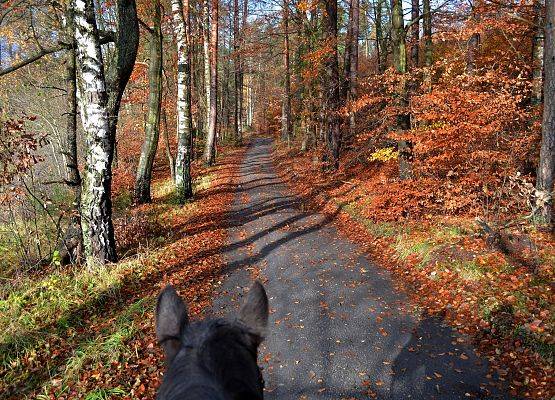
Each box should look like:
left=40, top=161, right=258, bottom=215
left=368, top=147, right=398, bottom=163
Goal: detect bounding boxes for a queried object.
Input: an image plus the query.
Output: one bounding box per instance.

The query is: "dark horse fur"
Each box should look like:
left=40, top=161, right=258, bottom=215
left=155, top=281, right=269, bottom=400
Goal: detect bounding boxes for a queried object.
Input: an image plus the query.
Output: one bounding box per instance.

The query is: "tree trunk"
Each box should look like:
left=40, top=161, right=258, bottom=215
left=172, top=0, right=194, bottom=201
left=203, top=0, right=219, bottom=165
left=162, top=109, right=176, bottom=181
left=135, top=0, right=163, bottom=204
left=348, top=0, right=359, bottom=135
left=423, top=0, right=432, bottom=67
left=281, top=0, right=292, bottom=143
left=532, top=0, right=545, bottom=106
left=410, top=0, right=419, bottom=67
left=466, top=32, right=480, bottom=75
left=203, top=0, right=211, bottom=140
left=239, top=0, right=248, bottom=134
left=105, top=0, right=140, bottom=154
left=59, top=7, right=83, bottom=265
left=392, top=0, right=412, bottom=180
left=73, top=0, right=117, bottom=265
left=375, top=0, right=385, bottom=73
left=343, top=0, right=354, bottom=100
left=233, top=0, right=241, bottom=143
left=536, top=0, right=554, bottom=228
left=321, top=0, right=341, bottom=168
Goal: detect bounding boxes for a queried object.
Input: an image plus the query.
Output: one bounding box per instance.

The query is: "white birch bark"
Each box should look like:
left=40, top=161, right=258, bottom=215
left=73, top=0, right=117, bottom=266
left=172, top=0, right=193, bottom=201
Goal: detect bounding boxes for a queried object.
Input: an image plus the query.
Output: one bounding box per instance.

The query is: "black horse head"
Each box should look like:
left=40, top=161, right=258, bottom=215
left=155, top=281, right=269, bottom=400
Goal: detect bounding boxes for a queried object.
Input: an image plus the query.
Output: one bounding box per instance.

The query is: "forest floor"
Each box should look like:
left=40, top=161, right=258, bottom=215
left=0, top=135, right=552, bottom=399
left=273, top=138, right=554, bottom=399
left=0, top=145, right=246, bottom=399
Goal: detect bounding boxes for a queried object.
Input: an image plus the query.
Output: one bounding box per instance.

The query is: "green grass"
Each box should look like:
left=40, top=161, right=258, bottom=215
left=451, top=259, right=484, bottom=281
left=83, top=388, right=128, bottom=400
left=340, top=202, right=402, bottom=238
left=394, top=236, right=438, bottom=268
left=63, top=298, right=151, bottom=381
left=0, top=256, right=151, bottom=362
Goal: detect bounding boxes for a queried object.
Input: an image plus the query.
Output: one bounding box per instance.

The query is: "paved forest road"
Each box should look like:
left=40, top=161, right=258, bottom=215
left=211, top=137, right=509, bottom=399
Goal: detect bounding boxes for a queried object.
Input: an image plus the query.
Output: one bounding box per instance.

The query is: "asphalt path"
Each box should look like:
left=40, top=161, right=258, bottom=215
left=211, top=137, right=510, bottom=400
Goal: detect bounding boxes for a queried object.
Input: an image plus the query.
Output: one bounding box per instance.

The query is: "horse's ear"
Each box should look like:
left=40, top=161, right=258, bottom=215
left=239, top=281, right=269, bottom=338
left=156, top=285, right=189, bottom=364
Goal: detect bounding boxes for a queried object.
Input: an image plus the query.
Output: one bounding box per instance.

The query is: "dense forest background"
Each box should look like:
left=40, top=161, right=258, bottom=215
left=0, top=0, right=553, bottom=397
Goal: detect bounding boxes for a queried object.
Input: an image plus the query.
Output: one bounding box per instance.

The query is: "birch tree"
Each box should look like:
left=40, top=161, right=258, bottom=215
left=73, top=0, right=117, bottom=265
left=172, top=0, right=194, bottom=201
left=203, top=0, right=219, bottom=166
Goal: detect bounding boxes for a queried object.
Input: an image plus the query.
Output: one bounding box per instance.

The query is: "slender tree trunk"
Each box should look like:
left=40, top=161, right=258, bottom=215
left=532, top=0, right=545, bottom=106
left=348, top=0, right=359, bottom=135
left=343, top=0, right=354, bottom=99
left=536, top=0, right=554, bottom=228
left=204, top=0, right=219, bottom=165
left=410, top=0, right=419, bottom=67
left=172, top=0, right=194, bottom=201
left=423, top=0, right=432, bottom=67
left=105, top=0, right=139, bottom=157
left=233, top=0, right=241, bottom=143
left=375, top=0, right=385, bottom=73
left=162, top=109, right=176, bottom=181
left=422, top=0, right=432, bottom=89
left=321, top=0, right=341, bottom=168
left=392, top=0, right=412, bottom=180
left=135, top=0, right=163, bottom=204
left=239, top=0, right=248, bottom=134
left=281, top=0, right=292, bottom=143
left=59, top=7, right=83, bottom=264
left=203, top=0, right=211, bottom=138
left=73, top=0, right=117, bottom=265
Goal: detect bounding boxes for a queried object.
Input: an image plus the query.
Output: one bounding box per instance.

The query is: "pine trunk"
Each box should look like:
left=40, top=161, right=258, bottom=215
left=321, top=0, right=341, bottom=168
left=233, top=0, right=241, bottom=143
left=281, top=0, right=292, bottom=143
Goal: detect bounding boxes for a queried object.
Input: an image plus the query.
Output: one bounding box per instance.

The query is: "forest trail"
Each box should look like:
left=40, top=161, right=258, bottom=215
left=210, top=137, right=510, bottom=400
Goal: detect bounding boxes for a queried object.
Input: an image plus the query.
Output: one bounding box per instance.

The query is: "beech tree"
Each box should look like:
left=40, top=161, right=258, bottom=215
left=135, top=0, right=163, bottom=204
left=536, top=0, right=554, bottom=228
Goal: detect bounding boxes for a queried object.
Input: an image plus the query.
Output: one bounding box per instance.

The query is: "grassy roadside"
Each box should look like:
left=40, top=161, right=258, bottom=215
left=274, top=143, right=554, bottom=399
left=0, top=146, right=246, bottom=399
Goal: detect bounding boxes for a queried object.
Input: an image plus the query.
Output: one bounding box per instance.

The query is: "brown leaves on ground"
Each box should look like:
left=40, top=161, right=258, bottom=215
left=274, top=144, right=554, bottom=400
left=22, top=145, right=246, bottom=399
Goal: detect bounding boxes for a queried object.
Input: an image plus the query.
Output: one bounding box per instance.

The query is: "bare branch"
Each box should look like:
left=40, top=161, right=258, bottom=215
left=0, top=31, right=115, bottom=77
